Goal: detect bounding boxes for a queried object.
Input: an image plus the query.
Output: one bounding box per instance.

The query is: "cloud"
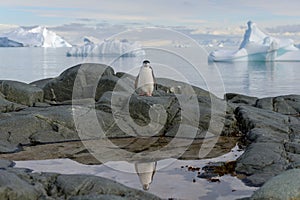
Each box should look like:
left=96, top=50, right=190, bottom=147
left=50, top=22, right=129, bottom=45
left=1, top=0, right=209, bottom=26
left=2, top=0, right=300, bottom=35
left=266, top=25, right=300, bottom=34
left=76, top=18, right=96, bottom=22
left=239, top=0, right=300, bottom=17
left=0, top=24, right=19, bottom=34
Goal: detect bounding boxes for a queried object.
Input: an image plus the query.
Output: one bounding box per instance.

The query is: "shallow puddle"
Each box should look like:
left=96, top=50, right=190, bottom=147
left=14, top=144, right=258, bottom=200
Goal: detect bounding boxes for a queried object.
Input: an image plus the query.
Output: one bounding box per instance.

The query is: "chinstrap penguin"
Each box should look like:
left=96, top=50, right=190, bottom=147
left=135, top=60, right=156, bottom=96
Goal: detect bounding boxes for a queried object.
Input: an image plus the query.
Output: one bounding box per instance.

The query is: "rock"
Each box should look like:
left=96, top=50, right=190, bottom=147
left=251, top=169, right=300, bottom=200
left=0, top=106, right=78, bottom=145
left=0, top=164, right=162, bottom=200
left=0, top=141, right=21, bottom=153
left=30, top=78, right=54, bottom=89
left=225, top=93, right=258, bottom=106
left=235, top=104, right=300, bottom=186
left=42, top=63, right=116, bottom=102
left=165, top=124, right=205, bottom=138
left=0, top=170, right=42, bottom=200
left=99, top=92, right=176, bottom=137
left=245, top=128, right=289, bottom=143
left=199, top=161, right=236, bottom=180
left=284, top=142, right=300, bottom=154
left=69, top=194, right=127, bottom=200
left=95, top=88, right=229, bottom=139
left=235, top=105, right=290, bottom=134
left=255, top=95, right=300, bottom=115
left=236, top=142, right=287, bottom=186
left=0, top=92, right=27, bottom=112
left=286, top=153, right=300, bottom=168
left=0, top=159, right=14, bottom=168
left=0, top=80, right=44, bottom=106
left=55, top=174, right=161, bottom=199
left=255, top=97, right=273, bottom=111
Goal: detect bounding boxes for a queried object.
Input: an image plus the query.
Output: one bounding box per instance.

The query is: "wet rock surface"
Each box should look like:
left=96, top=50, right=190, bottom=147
left=0, top=64, right=299, bottom=198
left=0, top=165, right=161, bottom=200
left=198, top=161, right=237, bottom=181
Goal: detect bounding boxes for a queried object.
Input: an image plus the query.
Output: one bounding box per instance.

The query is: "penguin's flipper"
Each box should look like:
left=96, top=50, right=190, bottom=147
left=150, top=66, right=157, bottom=91
left=134, top=75, right=139, bottom=89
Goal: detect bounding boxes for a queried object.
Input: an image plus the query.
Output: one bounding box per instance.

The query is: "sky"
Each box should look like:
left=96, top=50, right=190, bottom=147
left=1, top=0, right=300, bottom=44
left=1, top=0, right=300, bottom=28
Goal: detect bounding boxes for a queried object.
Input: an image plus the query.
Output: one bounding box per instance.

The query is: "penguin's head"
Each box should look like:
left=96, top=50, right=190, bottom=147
left=143, top=184, right=150, bottom=190
left=142, top=60, right=150, bottom=67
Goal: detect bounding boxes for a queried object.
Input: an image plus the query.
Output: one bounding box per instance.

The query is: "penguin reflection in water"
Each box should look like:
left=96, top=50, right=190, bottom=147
left=135, top=161, right=157, bottom=190
left=135, top=60, right=156, bottom=96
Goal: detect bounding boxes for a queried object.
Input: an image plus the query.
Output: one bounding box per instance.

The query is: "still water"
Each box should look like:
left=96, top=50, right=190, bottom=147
left=0, top=47, right=299, bottom=98
left=15, top=145, right=257, bottom=200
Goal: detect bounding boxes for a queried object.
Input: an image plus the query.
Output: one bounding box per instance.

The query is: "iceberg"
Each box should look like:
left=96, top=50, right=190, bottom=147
left=2, top=26, right=72, bottom=48
left=66, top=38, right=145, bottom=57
left=209, top=21, right=300, bottom=62
left=0, top=37, right=23, bottom=47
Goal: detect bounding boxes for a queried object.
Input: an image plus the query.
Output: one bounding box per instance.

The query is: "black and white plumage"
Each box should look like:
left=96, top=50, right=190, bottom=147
left=134, top=161, right=157, bottom=190
left=135, top=60, right=156, bottom=96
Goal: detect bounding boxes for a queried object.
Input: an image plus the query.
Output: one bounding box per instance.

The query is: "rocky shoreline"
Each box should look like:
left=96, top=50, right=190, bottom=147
left=0, top=63, right=299, bottom=199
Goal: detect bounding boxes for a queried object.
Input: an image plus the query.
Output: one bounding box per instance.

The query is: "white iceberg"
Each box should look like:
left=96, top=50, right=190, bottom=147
left=2, top=26, right=72, bottom=48
left=209, top=21, right=300, bottom=62
left=66, top=38, right=145, bottom=57
left=0, top=37, right=23, bottom=47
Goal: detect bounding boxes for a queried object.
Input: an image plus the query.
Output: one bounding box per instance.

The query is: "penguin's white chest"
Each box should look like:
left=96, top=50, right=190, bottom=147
left=137, top=67, right=154, bottom=92
left=135, top=162, right=156, bottom=190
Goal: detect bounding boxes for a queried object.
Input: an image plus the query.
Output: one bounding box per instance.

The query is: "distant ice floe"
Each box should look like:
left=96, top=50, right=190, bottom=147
left=1, top=26, right=72, bottom=48
left=0, top=37, right=23, bottom=47
left=209, top=21, right=300, bottom=62
left=66, top=38, right=145, bottom=57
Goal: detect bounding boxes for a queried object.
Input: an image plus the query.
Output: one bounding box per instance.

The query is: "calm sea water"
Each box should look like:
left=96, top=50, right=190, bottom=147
left=0, top=47, right=299, bottom=98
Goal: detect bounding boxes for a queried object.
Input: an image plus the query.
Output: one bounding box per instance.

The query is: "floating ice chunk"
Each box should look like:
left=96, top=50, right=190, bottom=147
left=66, top=38, right=145, bottom=57
left=209, top=21, right=300, bottom=62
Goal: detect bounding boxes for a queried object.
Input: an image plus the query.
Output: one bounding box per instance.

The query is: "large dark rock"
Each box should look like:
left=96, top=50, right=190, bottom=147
left=0, top=170, right=42, bottom=200
left=56, top=174, right=161, bottom=199
left=95, top=88, right=229, bottom=139
left=0, top=80, right=43, bottom=107
left=255, top=95, right=300, bottom=115
left=225, top=93, right=258, bottom=106
left=251, top=169, right=300, bottom=200
left=0, top=106, right=78, bottom=145
left=235, top=105, right=300, bottom=186
left=0, top=92, right=26, bottom=113
left=42, top=63, right=117, bottom=102
left=236, top=142, right=287, bottom=186
left=30, top=78, right=53, bottom=89
left=0, top=141, right=21, bottom=154
left=235, top=105, right=290, bottom=134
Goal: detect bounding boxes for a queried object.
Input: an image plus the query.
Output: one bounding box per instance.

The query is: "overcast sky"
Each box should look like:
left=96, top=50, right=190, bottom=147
left=1, top=0, right=300, bottom=28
